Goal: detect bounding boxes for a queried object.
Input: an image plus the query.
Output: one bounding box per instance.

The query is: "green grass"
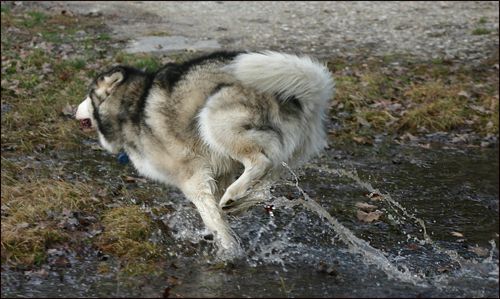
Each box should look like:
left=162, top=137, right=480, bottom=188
left=472, top=28, right=491, bottom=35
left=1, top=9, right=168, bottom=272
left=22, top=11, right=47, bottom=28
left=328, top=54, right=499, bottom=141
left=399, top=98, right=466, bottom=132
left=97, top=206, right=164, bottom=275
left=115, top=52, right=163, bottom=72
left=97, top=33, right=111, bottom=41
left=1, top=179, right=97, bottom=267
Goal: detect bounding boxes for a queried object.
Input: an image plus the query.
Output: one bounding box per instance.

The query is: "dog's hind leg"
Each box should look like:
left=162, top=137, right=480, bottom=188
left=180, top=170, right=243, bottom=259
left=219, top=153, right=272, bottom=208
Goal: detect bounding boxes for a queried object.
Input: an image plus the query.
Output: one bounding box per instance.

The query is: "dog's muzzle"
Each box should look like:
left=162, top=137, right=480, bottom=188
left=75, top=97, right=94, bottom=131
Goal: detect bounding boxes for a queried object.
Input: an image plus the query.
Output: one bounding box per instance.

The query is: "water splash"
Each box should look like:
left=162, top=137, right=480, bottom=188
left=279, top=162, right=427, bottom=285
left=309, top=165, right=495, bottom=271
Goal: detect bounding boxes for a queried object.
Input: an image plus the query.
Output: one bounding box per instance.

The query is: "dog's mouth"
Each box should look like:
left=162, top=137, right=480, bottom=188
left=79, top=118, right=93, bottom=131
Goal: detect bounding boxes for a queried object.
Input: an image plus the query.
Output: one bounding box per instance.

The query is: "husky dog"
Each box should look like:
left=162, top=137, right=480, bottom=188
left=75, top=51, right=334, bottom=258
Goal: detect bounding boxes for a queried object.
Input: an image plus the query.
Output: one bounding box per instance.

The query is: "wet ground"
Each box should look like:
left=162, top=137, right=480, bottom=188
left=1, top=2, right=498, bottom=298
left=2, top=141, right=498, bottom=298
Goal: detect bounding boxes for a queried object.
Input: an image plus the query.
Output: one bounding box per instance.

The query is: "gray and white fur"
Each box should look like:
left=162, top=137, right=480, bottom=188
left=75, top=51, right=335, bottom=259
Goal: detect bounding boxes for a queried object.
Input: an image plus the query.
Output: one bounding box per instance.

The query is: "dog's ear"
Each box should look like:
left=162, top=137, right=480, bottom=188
left=102, top=68, right=124, bottom=90
left=95, top=67, right=125, bottom=97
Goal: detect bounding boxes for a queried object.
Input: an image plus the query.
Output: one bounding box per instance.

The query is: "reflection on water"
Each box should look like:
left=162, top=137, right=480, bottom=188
left=2, top=144, right=499, bottom=297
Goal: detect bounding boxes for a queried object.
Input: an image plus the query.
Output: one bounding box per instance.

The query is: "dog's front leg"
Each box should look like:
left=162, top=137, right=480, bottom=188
left=180, top=171, right=243, bottom=259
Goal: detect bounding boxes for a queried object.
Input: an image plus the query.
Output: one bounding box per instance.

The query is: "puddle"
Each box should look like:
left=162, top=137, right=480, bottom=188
left=1, top=143, right=499, bottom=297
left=125, top=36, right=221, bottom=54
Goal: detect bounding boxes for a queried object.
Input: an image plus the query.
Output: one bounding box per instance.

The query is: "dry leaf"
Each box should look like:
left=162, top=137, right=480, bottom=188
left=406, top=243, right=420, bottom=251
left=16, top=222, right=30, bottom=229
left=468, top=104, right=489, bottom=115
left=457, top=90, right=470, bottom=99
left=123, top=176, right=148, bottom=184
left=400, top=132, right=418, bottom=142
left=366, top=191, right=383, bottom=201
left=450, top=231, right=464, bottom=238
left=356, top=115, right=371, bottom=127
left=355, top=202, right=378, bottom=212
left=468, top=246, right=489, bottom=257
left=357, top=210, right=383, bottom=223
left=61, top=103, right=76, bottom=117
left=166, top=275, right=181, bottom=286
left=437, top=266, right=451, bottom=273
left=352, top=136, right=373, bottom=145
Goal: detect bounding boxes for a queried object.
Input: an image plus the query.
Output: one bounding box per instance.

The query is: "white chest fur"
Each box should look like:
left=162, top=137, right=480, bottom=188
left=127, top=152, right=172, bottom=185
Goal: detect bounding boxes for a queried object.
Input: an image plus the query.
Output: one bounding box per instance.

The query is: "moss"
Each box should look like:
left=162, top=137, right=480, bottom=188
left=472, top=28, right=491, bottom=35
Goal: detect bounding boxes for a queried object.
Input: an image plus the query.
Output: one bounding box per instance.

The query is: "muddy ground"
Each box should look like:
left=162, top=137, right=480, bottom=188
left=1, top=1, right=499, bottom=298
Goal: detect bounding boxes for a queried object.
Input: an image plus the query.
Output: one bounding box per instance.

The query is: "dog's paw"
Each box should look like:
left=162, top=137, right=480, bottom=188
left=217, top=241, right=244, bottom=261
left=219, top=192, right=235, bottom=208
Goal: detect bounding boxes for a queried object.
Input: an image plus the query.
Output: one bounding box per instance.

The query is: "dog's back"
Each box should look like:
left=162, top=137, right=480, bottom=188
left=145, top=51, right=334, bottom=166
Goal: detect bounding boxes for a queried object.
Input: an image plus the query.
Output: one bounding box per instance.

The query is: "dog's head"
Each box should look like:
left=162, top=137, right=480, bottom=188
left=75, top=66, right=146, bottom=154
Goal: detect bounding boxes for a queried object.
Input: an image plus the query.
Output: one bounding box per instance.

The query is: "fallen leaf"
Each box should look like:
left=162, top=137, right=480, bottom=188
left=406, top=243, right=420, bottom=251
left=356, top=115, right=371, bottom=127
left=366, top=191, right=384, bottom=201
left=61, top=103, right=76, bottom=117
left=468, top=104, right=490, bottom=115
left=166, top=275, right=181, bottom=286
left=400, top=132, right=418, bottom=142
left=123, top=176, right=148, bottom=184
left=16, top=222, right=30, bottom=229
left=450, top=231, right=464, bottom=238
left=437, top=266, right=451, bottom=273
left=357, top=210, right=383, bottom=223
left=355, top=202, right=378, bottom=212
left=352, top=136, right=373, bottom=145
left=52, top=256, right=70, bottom=268
left=457, top=90, right=470, bottom=99
left=468, top=246, right=489, bottom=257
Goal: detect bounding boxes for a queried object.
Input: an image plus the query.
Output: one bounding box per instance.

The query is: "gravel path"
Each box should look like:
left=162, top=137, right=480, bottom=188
left=29, top=1, right=500, bottom=61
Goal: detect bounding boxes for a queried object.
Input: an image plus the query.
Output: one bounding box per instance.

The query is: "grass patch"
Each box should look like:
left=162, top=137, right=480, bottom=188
left=1, top=179, right=98, bottom=267
left=404, top=81, right=459, bottom=103
left=328, top=53, right=499, bottom=142
left=472, top=28, right=491, bottom=35
left=399, top=98, right=466, bottom=132
left=97, top=206, right=164, bottom=275
left=22, top=11, right=47, bottom=28
left=1, top=8, right=170, bottom=273
left=115, top=52, right=163, bottom=72
left=97, top=33, right=111, bottom=41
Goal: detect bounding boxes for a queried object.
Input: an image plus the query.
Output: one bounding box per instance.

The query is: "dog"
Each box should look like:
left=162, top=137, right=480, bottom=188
left=75, top=51, right=334, bottom=259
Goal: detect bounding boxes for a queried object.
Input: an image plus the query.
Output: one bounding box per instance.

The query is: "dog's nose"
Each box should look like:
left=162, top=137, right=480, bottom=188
left=75, top=97, right=92, bottom=120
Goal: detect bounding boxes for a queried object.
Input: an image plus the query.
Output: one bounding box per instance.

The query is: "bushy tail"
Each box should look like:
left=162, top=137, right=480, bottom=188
left=225, top=51, right=335, bottom=110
